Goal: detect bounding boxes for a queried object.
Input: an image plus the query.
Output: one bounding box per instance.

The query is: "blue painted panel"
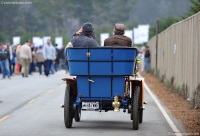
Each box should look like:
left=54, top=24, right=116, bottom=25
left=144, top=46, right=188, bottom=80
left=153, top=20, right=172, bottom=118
left=90, top=49, right=111, bottom=60
left=90, top=62, right=111, bottom=75
left=113, top=62, right=134, bottom=75
left=113, top=49, right=137, bottom=61
left=112, top=76, right=125, bottom=97
left=90, top=77, right=111, bottom=97
left=68, top=48, right=88, bottom=60
left=77, top=76, right=89, bottom=97
left=68, top=62, right=88, bottom=75
left=67, top=47, right=137, bottom=76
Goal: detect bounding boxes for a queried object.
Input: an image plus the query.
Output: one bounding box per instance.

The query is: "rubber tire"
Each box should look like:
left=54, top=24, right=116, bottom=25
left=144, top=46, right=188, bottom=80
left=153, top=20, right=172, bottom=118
left=132, top=86, right=140, bottom=130
left=139, top=109, right=143, bottom=124
left=131, top=113, right=133, bottom=120
left=74, top=106, right=81, bottom=122
left=64, top=85, right=74, bottom=128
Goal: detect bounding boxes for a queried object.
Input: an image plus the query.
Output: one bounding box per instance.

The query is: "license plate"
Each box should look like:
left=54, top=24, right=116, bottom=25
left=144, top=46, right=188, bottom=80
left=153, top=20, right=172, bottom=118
left=82, top=102, right=99, bottom=110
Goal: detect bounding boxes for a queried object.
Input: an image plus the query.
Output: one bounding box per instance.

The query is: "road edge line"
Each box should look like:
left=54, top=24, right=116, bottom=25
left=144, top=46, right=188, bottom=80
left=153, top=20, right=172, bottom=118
left=143, top=80, right=182, bottom=136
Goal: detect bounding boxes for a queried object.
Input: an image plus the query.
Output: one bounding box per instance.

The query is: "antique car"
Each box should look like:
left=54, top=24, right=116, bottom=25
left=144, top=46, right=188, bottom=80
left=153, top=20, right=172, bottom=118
left=62, top=47, right=145, bottom=130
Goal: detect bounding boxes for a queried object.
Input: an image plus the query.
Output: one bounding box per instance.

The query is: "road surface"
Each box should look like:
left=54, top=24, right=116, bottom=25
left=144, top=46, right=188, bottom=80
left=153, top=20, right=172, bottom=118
left=0, top=71, right=185, bottom=136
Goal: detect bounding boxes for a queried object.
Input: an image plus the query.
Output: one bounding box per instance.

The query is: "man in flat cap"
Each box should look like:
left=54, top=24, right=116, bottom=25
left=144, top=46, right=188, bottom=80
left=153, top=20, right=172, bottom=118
left=104, top=23, right=132, bottom=47
left=71, top=22, right=99, bottom=47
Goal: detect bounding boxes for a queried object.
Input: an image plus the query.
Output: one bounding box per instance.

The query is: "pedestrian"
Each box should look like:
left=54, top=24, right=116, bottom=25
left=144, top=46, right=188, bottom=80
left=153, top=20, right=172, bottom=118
left=5, top=40, right=13, bottom=76
left=137, top=49, right=145, bottom=71
left=0, top=43, right=11, bottom=79
left=35, top=45, right=45, bottom=75
left=29, top=43, right=36, bottom=75
left=15, top=44, right=22, bottom=74
left=43, top=39, right=56, bottom=76
left=11, top=46, right=16, bottom=74
left=54, top=44, right=61, bottom=71
left=20, top=40, right=32, bottom=77
left=104, top=23, right=132, bottom=47
left=71, top=22, right=99, bottom=47
left=144, top=46, right=151, bottom=73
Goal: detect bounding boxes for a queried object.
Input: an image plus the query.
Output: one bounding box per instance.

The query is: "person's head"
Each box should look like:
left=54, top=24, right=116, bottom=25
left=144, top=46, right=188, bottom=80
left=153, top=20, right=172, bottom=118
left=5, top=40, right=10, bottom=46
left=16, top=44, right=21, bottom=50
left=26, top=40, right=31, bottom=46
left=82, top=22, right=95, bottom=38
left=66, top=42, right=72, bottom=48
left=113, top=23, right=125, bottom=35
left=47, top=39, right=51, bottom=45
left=39, top=45, right=43, bottom=49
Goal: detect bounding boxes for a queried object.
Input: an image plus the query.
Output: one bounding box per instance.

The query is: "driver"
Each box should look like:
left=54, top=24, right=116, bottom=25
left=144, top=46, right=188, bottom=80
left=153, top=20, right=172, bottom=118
left=71, top=22, right=99, bottom=47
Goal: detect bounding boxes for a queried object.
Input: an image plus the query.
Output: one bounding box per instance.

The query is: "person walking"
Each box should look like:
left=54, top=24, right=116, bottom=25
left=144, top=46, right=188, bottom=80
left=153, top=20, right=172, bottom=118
left=29, top=43, right=36, bottom=75
left=15, top=44, right=22, bottom=74
left=104, top=23, right=132, bottom=47
left=35, top=45, right=45, bottom=75
left=5, top=40, right=13, bottom=76
left=11, top=46, right=16, bottom=74
left=0, top=43, right=11, bottom=79
left=144, top=46, right=151, bottom=73
left=54, top=44, right=61, bottom=71
left=43, top=39, right=56, bottom=76
left=20, top=40, right=32, bottom=77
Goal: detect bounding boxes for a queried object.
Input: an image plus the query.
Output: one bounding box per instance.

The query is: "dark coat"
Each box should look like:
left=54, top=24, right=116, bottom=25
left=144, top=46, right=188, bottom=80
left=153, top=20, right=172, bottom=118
left=104, top=35, right=132, bottom=47
left=71, top=34, right=99, bottom=47
left=0, top=46, right=10, bottom=60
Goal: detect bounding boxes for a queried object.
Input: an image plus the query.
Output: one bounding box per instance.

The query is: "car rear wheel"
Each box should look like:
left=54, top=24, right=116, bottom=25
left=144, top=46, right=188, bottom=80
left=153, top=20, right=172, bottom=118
left=64, top=85, right=74, bottom=128
left=131, top=86, right=140, bottom=130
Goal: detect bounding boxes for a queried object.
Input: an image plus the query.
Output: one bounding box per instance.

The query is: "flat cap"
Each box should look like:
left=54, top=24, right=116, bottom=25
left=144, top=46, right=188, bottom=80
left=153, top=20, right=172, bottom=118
left=115, top=23, right=125, bottom=31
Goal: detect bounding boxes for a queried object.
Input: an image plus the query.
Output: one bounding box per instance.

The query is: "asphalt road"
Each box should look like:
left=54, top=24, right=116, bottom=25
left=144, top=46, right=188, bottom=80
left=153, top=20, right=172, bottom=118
left=0, top=71, right=185, bottom=136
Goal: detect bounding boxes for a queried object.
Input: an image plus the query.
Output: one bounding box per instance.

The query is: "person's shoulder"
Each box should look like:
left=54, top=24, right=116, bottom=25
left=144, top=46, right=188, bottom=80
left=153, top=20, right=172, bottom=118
left=105, top=36, right=113, bottom=41
left=86, top=37, right=99, bottom=47
left=122, top=35, right=131, bottom=40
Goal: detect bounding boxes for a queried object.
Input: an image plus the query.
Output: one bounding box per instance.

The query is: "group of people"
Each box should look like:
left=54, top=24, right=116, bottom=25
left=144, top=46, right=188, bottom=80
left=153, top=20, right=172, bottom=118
left=0, top=39, right=66, bottom=79
left=70, top=22, right=151, bottom=72
left=0, top=22, right=151, bottom=80
left=137, top=46, right=151, bottom=73
left=71, top=22, right=132, bottom=47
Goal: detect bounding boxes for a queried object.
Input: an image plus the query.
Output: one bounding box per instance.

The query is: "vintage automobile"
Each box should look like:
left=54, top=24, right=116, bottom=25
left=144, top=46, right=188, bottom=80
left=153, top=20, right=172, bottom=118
left=62, top=47, right=145, bottom=130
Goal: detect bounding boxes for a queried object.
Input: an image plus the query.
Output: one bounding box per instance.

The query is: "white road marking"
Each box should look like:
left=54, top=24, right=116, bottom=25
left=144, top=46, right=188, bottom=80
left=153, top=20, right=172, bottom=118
left=143, top=80, right=182, bottom=136
left=27, top=99, right=36, bottom=104
left=0, top=115, right=10, bottom=123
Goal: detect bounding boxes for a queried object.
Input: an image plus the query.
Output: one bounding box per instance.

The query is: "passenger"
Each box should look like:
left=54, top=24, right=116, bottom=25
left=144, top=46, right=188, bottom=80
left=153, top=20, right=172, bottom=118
left=104, top=23, right=132, bottom=47
left=71, top=22, right=99, bottom=47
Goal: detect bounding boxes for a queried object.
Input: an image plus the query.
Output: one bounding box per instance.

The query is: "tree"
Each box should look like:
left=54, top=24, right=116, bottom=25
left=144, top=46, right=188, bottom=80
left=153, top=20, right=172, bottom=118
left=149, top=17, right=179, bottom=39
left=189, top=0, right=200, bottom=15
